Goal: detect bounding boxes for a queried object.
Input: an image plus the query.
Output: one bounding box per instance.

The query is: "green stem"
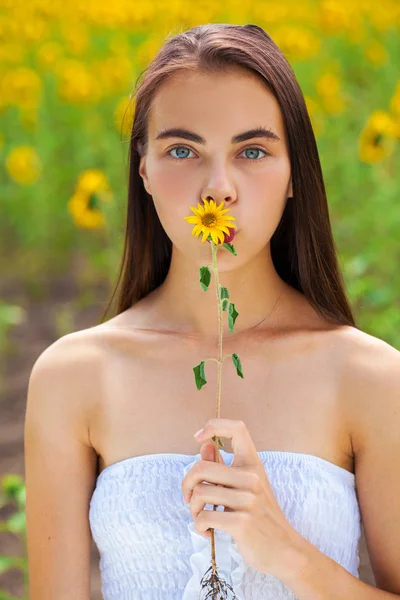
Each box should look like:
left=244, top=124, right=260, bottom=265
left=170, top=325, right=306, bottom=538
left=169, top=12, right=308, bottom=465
left=210, top=241, right=223, bottom=422
left=206, top=239, right=224, bottom=574
left=204, top=354, right=232, bottom=365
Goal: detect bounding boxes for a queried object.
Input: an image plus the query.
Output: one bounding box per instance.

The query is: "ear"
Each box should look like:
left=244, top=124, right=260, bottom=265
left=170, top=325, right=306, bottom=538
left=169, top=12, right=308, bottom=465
left=139, top=155, right=152, bottom=195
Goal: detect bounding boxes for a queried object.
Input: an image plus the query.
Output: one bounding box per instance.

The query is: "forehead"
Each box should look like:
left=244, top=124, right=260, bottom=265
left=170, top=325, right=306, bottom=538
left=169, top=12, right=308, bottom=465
left=148, top=68, right=285, bottom=140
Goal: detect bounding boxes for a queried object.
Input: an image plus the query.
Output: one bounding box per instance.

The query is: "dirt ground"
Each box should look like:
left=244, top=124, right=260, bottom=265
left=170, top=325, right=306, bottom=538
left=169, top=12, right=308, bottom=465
left=0, top=275, right=375, bottom=598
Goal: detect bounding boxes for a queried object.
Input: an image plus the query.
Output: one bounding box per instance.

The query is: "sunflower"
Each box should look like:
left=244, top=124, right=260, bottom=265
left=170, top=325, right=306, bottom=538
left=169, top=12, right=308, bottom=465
left=184, top=198, right=237, bottom=245
left=358, top=110, right=397, bottom=164
left=67, top=168, right=113, bottom=229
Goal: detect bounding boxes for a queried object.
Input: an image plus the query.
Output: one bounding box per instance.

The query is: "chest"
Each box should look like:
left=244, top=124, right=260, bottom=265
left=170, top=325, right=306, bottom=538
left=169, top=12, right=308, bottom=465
left=91, top=330, right=352, bottom=474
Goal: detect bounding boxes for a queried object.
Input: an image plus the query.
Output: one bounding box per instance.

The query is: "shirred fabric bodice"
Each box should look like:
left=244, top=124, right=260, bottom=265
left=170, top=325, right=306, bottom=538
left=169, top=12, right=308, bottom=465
left=89, top=449, right=361, bottom=599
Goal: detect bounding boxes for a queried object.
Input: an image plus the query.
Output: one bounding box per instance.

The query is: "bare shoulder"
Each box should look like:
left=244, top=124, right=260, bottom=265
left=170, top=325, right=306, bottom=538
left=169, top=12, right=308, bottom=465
left=33, top=324, right=107, bottom=369
left=331, top=329, right=400, bottom=591
left=29, top=324, right=112, bottom=443
left=333, top=326, right=400, bottom=454
left=25, top=325, right=114, bottom=598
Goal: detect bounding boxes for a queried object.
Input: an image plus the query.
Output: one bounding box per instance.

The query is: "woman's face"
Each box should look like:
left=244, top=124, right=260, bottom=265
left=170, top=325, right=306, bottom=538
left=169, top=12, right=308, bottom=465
left=139, top=67, right=293, bottom=266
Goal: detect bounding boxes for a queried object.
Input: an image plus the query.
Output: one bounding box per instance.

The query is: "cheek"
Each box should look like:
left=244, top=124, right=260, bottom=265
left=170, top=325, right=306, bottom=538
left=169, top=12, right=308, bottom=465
left=247, top=199, right=286, bottom=252
left=246, top=160, right=290, bottom=240
left=150, top=160, right=193, bottom=199
left=257, top=154, right=291, bottom=195
left=146, top=161, right=196, bottom=243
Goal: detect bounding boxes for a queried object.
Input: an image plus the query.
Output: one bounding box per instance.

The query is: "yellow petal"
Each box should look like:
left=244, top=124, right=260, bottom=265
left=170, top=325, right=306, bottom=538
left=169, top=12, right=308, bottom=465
left=201, top=229, right=209, bottom=243
left=188, top=205, right=202, bottom=215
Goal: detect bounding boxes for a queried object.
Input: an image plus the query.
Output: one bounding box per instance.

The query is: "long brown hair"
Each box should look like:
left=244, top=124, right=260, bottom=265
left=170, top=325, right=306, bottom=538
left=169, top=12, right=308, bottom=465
left=100, top=23, right=357, bottom=328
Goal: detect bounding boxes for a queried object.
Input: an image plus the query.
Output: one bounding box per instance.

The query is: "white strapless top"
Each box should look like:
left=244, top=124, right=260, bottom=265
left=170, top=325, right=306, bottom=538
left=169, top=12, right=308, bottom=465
left=89, top=449, right=362, bottom=599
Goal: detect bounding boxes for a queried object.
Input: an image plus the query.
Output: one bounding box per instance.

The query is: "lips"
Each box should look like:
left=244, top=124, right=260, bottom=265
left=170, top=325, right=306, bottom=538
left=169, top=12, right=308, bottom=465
left=206, top=227, right=238, bottom=244
left=223, top=226, right=237, bottom=244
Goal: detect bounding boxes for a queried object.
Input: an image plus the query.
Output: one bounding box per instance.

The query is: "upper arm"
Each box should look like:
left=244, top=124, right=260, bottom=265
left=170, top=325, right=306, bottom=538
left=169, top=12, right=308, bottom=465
left=24, top=332, right=101, bottom=600
left=345, top=334, right=400, bottom=594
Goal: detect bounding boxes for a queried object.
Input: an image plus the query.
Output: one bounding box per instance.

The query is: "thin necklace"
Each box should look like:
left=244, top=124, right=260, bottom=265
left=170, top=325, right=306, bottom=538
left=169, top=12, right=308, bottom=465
left=170, top=287, right=286, bottom=341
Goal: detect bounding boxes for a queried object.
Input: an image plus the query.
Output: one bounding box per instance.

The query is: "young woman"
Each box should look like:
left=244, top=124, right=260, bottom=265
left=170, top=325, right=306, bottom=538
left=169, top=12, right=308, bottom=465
left=24, top=23, right=400, bottom=600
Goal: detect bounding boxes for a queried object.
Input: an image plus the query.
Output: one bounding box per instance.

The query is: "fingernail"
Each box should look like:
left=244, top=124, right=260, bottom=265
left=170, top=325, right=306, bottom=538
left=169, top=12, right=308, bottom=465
left=194, top=428, right=203, bottom=439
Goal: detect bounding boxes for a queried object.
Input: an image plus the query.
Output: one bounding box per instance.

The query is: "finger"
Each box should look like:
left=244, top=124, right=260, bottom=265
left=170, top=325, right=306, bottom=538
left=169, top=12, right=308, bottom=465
left=195, top=506, right=244, bottom=539
left=190, top=483, right=254, bottom=520
left=195, top=418, right=259, bottom=468
left=184, top=442, right=224, bottom=504
left=200, top=441, right=224, bottom=464
left=183, top=460, right=253, bottom=499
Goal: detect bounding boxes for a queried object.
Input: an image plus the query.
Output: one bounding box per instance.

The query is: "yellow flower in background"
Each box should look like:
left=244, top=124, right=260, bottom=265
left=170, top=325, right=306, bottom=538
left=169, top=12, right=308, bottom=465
left=93, top=55, right=133, bottom=95
left=114, top=95, right=135, bottom=137
left=369, top=3, right=400, bottom=32
left=184, top=199, right=237, bottom=245
left=20, top=17, right=48, bottom=44
left=0, top=41, right=26, bottom=66
left=365, top=41, right=388, bottom=66
left=389, top=81, right=400, bottom=139
left=55, top=59, right=101, bottom=104
left=0, top=67, right=42, bottom=110
left=135, top=37, right=164, bottom=68
left=35, top=41, right=64, bottom=71
left=317, top=72, right=340, bottom=96
left=390, top=80, right=400, bottom=118
left=318, top=0, right=351, bottom=32
left=346, top=19, right=366, bottom=45
left=68, top=169, right=113, bottom=229
left=5, top=146, right=41, bottom=185
left=60, top=21, right=89, bottom=56
left=316, top=72, right=346, bottom=114
left=304, top=95, right=325, bottom=137
left=358, top=110, right=398, bottom=164
left=271, top=26, right=320, bottom=61
left=68, top=190, right=106, bottom=229
left=76, top=169, right=111, bottom=195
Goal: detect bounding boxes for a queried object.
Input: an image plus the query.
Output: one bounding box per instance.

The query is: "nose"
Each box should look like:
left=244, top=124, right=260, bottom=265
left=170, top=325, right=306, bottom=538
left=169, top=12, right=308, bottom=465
left=203, top=194, right=234, bottom=205
left=201, top=163, right=237, bottom=209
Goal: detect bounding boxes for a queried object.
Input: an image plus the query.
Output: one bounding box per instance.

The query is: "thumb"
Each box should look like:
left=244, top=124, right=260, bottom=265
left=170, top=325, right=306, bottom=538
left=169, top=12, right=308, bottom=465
left=200, top=441, right=224, bottom=463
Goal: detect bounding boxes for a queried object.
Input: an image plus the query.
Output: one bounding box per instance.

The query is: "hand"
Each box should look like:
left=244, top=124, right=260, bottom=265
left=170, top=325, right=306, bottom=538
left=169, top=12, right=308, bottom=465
left=181, top=418, right=305, bottom=579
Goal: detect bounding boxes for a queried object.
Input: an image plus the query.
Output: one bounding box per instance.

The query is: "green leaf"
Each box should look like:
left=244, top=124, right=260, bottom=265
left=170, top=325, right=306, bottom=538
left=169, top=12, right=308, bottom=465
left=220, top=286, right=230, bottom=300
left=231, top=353, right=244, bottom=378
left=193, top=361, right=207, bottom=390
left=199, top=266, right=211, bottom=291
left=228, top=302, right=239, bottom=333
left=222, top=242, right=237, bottom=255
left=6, top=511, right=26, bottom=534
left=0, top=555, right=25, bottom=574
left=1, top=475, right=24, bottom=500
left=221, top=298, right=229, bottom=311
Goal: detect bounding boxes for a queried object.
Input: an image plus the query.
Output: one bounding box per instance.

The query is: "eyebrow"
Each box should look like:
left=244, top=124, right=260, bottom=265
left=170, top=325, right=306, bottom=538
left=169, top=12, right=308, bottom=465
left=154, top=125, right=281, bottom=144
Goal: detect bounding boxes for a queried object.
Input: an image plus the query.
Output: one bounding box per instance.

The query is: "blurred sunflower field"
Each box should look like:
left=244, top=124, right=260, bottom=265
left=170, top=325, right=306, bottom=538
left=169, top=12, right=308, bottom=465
left=0, top=0, right=399, bottom=596
left=1, top=0, right=399, bottom=345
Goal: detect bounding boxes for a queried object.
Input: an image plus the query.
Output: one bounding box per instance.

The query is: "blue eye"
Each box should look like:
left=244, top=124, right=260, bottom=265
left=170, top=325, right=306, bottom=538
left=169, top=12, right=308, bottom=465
left=167, top=145, right=268, bottom=161
left=168, top=146, right=196, bottom=160
left=239, top=147, right=267, bottom=160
